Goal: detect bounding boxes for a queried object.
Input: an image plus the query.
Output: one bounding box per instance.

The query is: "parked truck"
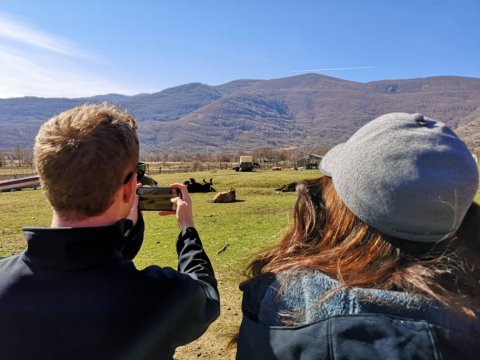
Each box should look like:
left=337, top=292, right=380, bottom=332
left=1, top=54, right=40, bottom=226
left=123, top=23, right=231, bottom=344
left=233, top=155, right=254, bottom=172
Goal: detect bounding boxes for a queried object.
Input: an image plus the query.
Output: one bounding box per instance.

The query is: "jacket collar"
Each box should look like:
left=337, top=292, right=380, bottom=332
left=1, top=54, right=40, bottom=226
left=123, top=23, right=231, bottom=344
left=243, top=270, right=480, bottom=332
left=22, top=219, right=133, bottom=271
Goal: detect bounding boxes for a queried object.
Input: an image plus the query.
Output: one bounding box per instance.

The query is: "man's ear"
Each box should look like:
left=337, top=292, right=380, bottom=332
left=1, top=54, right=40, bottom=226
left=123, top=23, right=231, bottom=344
left=122, top=174, right=137, bottom=204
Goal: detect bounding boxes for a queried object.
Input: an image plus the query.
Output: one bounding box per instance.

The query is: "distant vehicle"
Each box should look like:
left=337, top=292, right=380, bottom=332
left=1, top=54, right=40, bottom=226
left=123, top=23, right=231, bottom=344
left=297, top=154, right=323, bottom=169
left=233, top=156, right=254, bottom=172
left=0, top=175, right=40, bottom=192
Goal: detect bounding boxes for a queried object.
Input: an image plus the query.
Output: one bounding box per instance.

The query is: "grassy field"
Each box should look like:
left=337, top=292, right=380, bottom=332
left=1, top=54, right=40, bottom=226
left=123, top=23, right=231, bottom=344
left=1, top=167, right=479, bottom=359
left=0, top=168, right=322, bottom=359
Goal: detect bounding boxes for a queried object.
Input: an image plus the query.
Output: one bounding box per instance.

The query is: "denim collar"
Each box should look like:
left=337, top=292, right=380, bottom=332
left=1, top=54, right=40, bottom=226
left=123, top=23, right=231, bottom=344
left=244, top=270, right=479, bottom=333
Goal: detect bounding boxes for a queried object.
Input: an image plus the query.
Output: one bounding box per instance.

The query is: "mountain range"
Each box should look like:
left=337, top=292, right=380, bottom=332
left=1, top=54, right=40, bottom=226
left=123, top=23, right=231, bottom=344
left=1, top=73, right=479, bottom=155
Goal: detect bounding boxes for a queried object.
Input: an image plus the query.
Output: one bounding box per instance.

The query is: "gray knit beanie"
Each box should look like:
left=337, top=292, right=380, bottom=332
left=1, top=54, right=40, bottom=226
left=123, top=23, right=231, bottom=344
left=319, top=113, right=479, bottom=243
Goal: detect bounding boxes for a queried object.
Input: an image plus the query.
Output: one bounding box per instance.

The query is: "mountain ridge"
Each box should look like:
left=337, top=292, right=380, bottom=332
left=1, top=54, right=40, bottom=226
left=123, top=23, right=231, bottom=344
left=1, top=74, right=479, bottom=155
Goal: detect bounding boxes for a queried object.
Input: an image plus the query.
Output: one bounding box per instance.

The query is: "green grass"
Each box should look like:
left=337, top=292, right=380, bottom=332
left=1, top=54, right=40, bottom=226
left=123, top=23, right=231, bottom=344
left=0, top=168, right=320, bottom=276
left=3, top=167, right=480, bottom=267
left=0, top=168, right=321, bottom=355
left=2, top=167, right=480, bottom=358
left=131, top=169, right=322, bottom=287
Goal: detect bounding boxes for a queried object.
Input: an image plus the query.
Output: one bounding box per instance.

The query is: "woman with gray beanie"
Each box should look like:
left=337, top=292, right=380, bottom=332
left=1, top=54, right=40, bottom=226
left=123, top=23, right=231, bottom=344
left=236, top=113, right=480, bottom=359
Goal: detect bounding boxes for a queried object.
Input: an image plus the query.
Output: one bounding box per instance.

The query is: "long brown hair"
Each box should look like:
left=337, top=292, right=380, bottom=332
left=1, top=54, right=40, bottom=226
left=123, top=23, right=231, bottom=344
left=244, top=176, right=480, bottom=317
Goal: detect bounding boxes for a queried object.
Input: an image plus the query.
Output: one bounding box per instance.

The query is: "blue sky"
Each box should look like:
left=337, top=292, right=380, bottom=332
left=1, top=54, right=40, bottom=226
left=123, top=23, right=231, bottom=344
left=0, top=0, right=479, bottom=98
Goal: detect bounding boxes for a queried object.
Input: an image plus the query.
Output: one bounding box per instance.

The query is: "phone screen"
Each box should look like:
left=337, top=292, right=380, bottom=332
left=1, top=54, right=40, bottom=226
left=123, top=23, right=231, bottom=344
left=137, top=187, right=179, bottom=211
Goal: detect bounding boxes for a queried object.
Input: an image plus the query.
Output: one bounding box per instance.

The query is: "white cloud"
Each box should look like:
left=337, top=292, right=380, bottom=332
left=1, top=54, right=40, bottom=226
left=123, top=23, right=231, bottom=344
left=0, top=12, right=89, bottom=57
left=0, top=48, right=134, bottom=98
left=0, top=12, right=139, bottom=98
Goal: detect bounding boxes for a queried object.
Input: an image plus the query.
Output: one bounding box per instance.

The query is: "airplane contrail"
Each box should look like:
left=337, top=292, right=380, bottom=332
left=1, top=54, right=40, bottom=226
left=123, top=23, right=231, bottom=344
left=293, top=66, right=376, bottom=72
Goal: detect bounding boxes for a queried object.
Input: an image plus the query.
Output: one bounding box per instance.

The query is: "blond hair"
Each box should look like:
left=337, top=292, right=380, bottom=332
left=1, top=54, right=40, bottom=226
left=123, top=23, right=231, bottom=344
left=34, top=103, right=139, bottom=221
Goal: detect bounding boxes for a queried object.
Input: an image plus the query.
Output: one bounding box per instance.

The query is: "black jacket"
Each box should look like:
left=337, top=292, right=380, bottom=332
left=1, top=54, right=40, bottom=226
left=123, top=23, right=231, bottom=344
left=0, top=218, right=220, bottom=360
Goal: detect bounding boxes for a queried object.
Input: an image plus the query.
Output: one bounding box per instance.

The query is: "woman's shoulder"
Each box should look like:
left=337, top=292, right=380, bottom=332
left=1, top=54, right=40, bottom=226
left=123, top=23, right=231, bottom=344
left=255, top=269, right=347, bottom=326
left=241, top=269, right=337, bottom=307
left=245, top=268, right=476, bottom=331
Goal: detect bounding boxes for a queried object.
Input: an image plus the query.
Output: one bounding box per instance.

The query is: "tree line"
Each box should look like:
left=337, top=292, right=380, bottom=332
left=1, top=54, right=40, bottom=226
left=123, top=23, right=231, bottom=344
left=141, top=145, right=331, bottom=164
left=1, top=145, right=332, bottom=169
left=0, top=147, right=34, bottom=168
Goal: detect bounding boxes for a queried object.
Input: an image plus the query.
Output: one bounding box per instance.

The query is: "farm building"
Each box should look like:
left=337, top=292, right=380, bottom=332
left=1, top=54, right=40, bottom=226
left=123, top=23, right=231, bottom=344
left=297, top=154, right=323, bottom=169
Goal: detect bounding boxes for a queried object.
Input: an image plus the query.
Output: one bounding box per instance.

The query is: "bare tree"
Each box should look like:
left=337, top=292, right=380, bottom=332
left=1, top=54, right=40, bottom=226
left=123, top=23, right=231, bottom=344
left=311, top=145, right=332, bottom=156
left=11, top=146, right=34, bottom=167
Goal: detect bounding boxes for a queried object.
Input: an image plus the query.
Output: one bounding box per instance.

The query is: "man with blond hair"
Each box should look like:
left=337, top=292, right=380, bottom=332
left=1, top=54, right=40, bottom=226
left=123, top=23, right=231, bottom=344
left=0, top=103, right=220, bottom=359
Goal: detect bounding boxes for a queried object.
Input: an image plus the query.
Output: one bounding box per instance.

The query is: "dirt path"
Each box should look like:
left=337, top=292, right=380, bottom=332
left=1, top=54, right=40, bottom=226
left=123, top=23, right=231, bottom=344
left=174, top=284, right=242, bottom=359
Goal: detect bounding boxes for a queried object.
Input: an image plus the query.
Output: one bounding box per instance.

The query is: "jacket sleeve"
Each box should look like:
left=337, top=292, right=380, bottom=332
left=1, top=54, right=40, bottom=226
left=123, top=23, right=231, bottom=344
left=176, top=227, right=220, bottom=323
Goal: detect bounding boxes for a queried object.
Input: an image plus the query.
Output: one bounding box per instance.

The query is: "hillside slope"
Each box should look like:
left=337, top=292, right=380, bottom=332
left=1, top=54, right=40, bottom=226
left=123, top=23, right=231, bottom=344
left=1, top=74, right=479, bottom=154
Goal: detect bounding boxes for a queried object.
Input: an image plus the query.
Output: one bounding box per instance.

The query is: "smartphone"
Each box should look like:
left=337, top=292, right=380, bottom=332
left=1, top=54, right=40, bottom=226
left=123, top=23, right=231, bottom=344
left=137, top=187, right=180, bottom=211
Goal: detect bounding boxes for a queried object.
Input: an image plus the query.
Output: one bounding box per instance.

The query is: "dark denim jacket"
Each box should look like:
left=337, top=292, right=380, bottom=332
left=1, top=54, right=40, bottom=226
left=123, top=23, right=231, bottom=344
left=237, top=270, right=480, bottom=360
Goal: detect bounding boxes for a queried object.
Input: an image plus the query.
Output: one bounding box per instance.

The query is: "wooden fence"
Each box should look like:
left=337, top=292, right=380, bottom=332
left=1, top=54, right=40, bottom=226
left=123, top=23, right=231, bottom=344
left=0, top=160, right=303, bottom=180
